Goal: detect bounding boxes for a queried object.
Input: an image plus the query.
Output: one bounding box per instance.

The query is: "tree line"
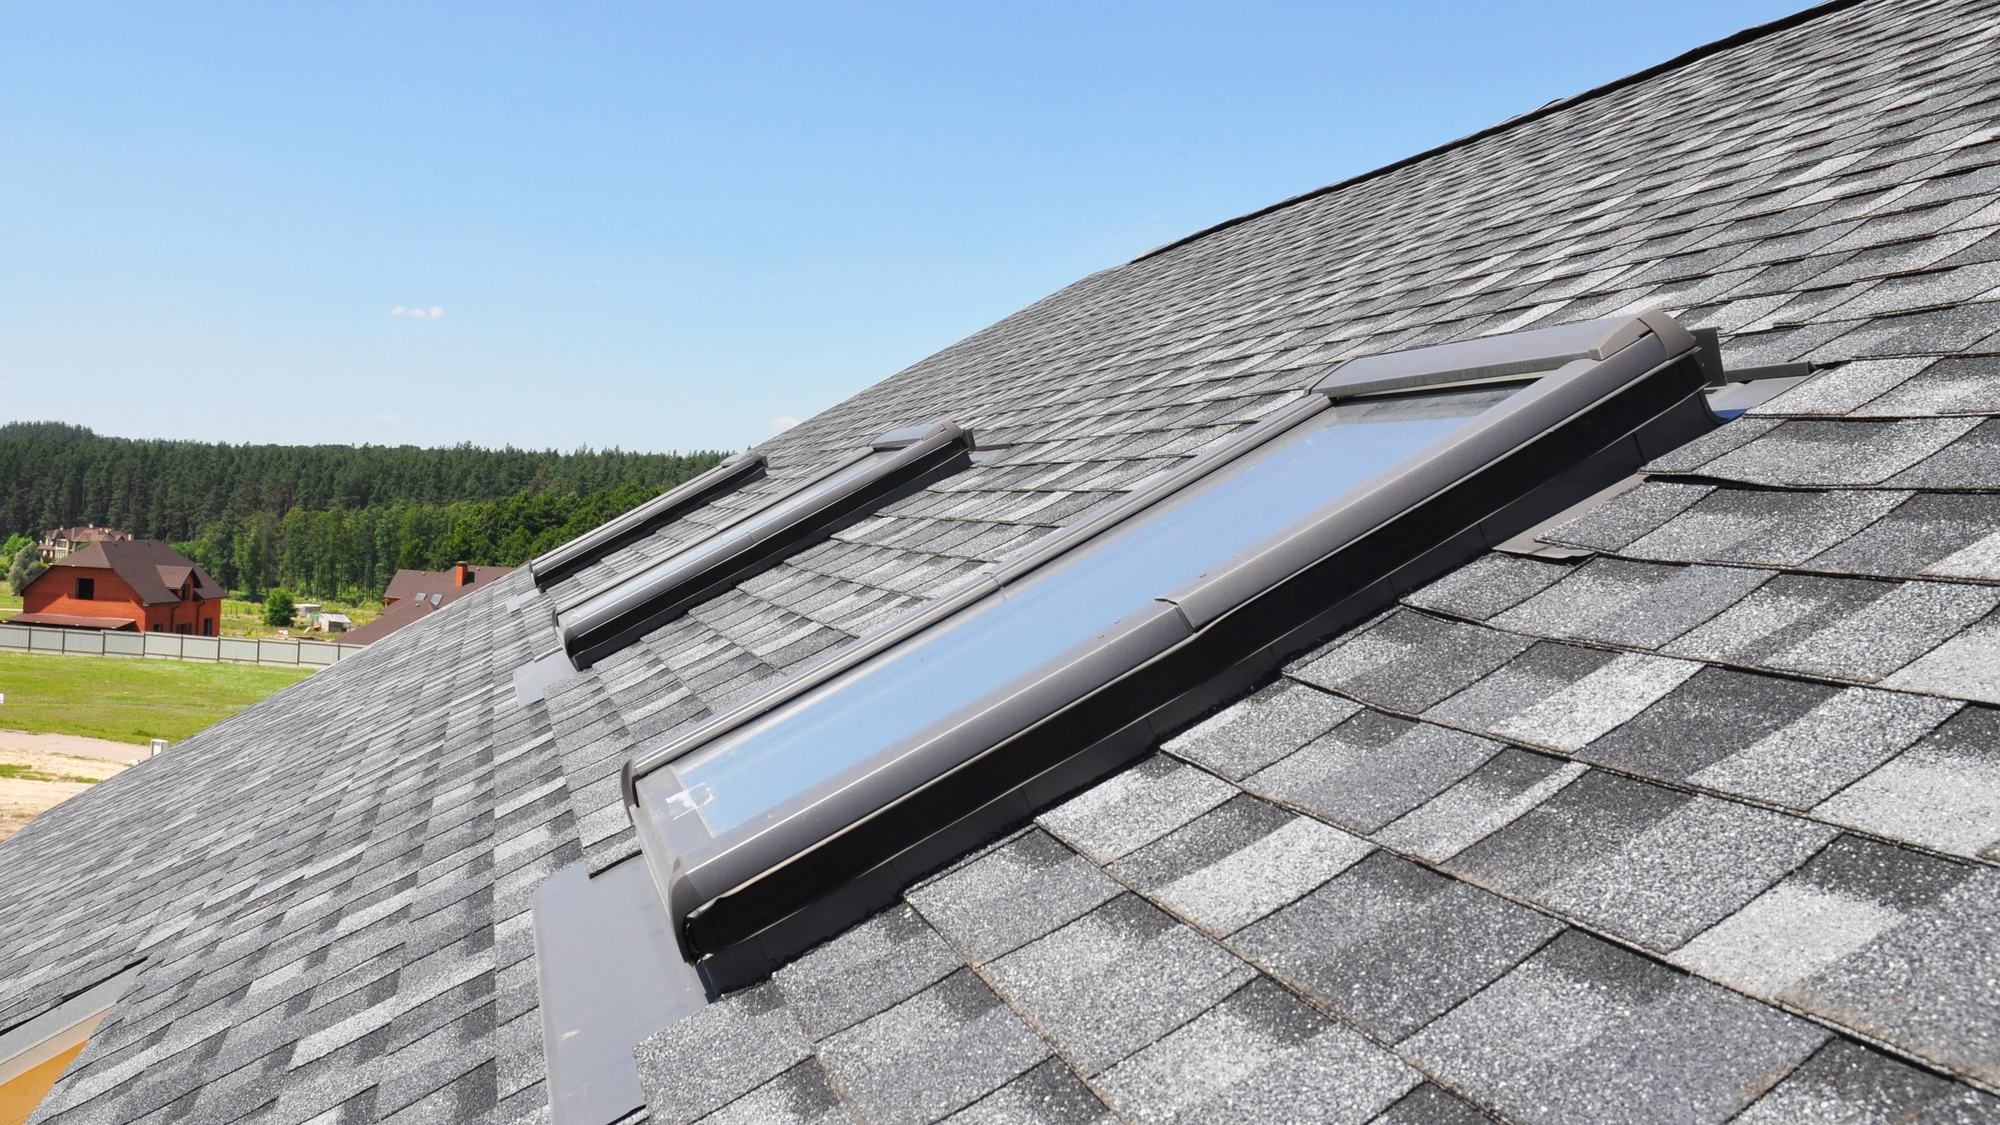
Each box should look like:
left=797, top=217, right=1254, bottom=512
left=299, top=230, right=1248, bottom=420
left=0, top=422, right=728, bottom=599
left=174, top=483, right=688, bottom=599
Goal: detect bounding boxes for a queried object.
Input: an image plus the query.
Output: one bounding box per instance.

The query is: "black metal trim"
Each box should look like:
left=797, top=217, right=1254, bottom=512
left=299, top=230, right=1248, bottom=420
left=562, top=425, right=973, bottom=670
left=531, top=453, right=768, bottom=591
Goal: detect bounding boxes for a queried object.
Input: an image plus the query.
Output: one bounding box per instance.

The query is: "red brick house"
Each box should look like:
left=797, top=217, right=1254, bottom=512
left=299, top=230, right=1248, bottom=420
left=13, top=540, right=226, bottom=634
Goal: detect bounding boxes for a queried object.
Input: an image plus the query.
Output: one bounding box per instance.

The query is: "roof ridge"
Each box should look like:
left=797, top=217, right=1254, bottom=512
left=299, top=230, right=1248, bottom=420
left=1130, top=0, right=1870, bottom=264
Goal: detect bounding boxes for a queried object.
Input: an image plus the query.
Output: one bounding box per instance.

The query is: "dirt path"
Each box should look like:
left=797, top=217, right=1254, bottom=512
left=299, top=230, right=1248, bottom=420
left=0, top=744, right=133, bottom=843
left=0, top=728, right=152, bottom=763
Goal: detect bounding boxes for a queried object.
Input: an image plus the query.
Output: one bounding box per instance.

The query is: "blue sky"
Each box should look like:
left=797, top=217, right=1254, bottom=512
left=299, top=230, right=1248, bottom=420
left=0, top=2, right=1806, bottom=454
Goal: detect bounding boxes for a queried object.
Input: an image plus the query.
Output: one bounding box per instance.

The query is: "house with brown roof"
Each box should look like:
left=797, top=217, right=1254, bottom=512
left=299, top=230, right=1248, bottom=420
left=343, top=561, right=513, bottom=645
left=34, top=526, right=129, bottom=563
left=12, top=540, right=225, bottom=634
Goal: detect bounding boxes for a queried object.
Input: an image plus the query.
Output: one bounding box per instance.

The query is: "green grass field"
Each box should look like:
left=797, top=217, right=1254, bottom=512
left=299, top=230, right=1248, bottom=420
left=0, top=651, right=312, bottom=744
left=219, top=596, right=382, bottom=639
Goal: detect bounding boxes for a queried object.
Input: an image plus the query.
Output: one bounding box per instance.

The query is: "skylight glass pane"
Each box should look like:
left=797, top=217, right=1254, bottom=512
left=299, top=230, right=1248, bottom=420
left=663, top=384, right=1521, bottom=836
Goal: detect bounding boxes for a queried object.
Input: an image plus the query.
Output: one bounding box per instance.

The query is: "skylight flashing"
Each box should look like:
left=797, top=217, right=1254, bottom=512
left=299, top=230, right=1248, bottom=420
left=529, top=451, right=767, bottom=591
left=558, top=422, right=973, bottom=669
left=618, top=310, right=1718, bottom=988
left=1313, top=309, right=1691, bottom=400
left=0, top=964, right=140, bottom=1123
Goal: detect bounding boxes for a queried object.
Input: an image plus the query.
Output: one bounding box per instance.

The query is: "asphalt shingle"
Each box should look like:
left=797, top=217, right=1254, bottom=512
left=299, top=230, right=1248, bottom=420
left=1405, top=930, right=1827, bottom=1125
left=18, top=2, right=2000, bottom=1120
left=1109, top=795, right=1373, bottom=935
left=982, top=894, right=1252, bottom=1076
left=817, top=969, right=1051, bottom=1125
left=1490, top=559, right=1771, bottom=650
left=1246, top=712, right=1502, bottom=835
left=941, top=1060, right=1115, bottom=1125
left=1684, top=418, right=1980, bottom=487
left=1815, top=704, right=2000, bottom=858
left=1289, top=610, right=1532, bottom=713
left=908, top=830, right=1123, bottom=964
left=1399, top=553, right=1574, bottom=621
left=632, top=982, right=813, bottom=1125
left=1685, top=685, right=1960, bottom=808
left=1161, top=681, right=1361, bottom=781
left=1095, top=978, right=1420, bottom=1125
left=1447, top=770, right=1837, bottom=951
left=1036, top=756, right=1237, bottom=865
left=1232, top=850, right=1562, bottom=1042
left=1808, top=492, right=2000, bottom=578
left=1733, top=1039, right=2000, bottom=1125
left=1373, top=748, right=1588, bottom=863
left=774, top=904, right=962, bottom=1041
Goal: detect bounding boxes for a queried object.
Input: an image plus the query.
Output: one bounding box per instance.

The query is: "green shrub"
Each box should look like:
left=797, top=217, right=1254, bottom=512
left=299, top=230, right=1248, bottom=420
left=8, top=548, right=45, bottom=596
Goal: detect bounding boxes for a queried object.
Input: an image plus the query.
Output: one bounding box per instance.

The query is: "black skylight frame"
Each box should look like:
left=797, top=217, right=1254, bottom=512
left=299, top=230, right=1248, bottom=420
left=622, top=310, right=1719, bottom=988
left=558, top=421, right=974, bottom=669
left=530, top=450, right=768, bottom=591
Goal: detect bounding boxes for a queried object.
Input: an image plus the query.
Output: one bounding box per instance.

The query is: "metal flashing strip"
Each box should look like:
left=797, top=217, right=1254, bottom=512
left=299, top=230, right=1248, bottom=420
left=513, top=650, right=574, bottom=708
left=529, top=452, right=768, bottom=591
left=1494, top=474, right=1648, bottom=559
left=0, top=963, right=141, bottom=1090
left=557, top=422, right=973, bottom=670
left=1706, top=371, right=1812, bottom=419
left=622, top=311, right=1716, bottom=989
left=534, top=859, right=708, bottom=1125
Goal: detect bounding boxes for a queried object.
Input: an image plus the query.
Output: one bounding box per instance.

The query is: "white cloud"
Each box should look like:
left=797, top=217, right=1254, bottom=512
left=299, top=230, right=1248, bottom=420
left=429, top=307, right=443, bottom=318
left=771, top=416, right=799, bottom=431
left=390, top=306, right=445, bottom=319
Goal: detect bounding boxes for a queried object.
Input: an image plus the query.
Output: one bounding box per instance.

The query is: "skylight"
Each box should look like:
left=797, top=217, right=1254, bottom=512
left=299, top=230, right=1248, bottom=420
left=665, top=388, right=1515, bottom=839
left=530, top=450, right=768, bottom=591
left=623, top=309, right=1714, bottom=987
left=556, top=422, right=973, bottom=669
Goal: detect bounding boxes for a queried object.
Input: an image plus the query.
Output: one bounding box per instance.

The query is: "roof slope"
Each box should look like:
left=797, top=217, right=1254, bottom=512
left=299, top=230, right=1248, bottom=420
left=382, top=568, right=514, bottom=609
left=5, top=0, right=2000, bottom=1122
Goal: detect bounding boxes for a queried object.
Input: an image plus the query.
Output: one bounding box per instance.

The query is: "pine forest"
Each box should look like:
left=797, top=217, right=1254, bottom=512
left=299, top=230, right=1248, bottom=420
left=0, top=422, right=728, bottom=599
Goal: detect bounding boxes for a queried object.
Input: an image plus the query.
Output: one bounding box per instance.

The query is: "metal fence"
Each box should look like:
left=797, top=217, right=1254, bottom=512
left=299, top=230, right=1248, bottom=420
left=0, top=624, right=366, bottom=668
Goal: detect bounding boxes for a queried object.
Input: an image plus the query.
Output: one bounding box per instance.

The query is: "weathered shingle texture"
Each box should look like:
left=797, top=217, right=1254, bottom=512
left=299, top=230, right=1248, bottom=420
left=9, top=0, right=2000, bottom=1122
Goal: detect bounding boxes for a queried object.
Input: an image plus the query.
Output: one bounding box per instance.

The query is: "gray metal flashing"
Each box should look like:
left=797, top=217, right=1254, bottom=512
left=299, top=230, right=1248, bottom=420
left=531, top=451, right=768, bottom=590
left=534, top=858, right=710, bottom=1125
left=1314, top=311, right=1679, bottom=400
left=1708, top=374, right=1814, bottom=418
left=559, top=422, right=973, bottom=668
left=514, top=649, right=574, bottom=708
left=0, top=963, right=140, bottom=1087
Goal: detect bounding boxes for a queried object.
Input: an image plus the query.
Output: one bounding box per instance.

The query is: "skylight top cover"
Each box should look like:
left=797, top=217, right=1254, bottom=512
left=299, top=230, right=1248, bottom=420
left=529, top=451, right=767, bottom=590
left=628, top=310, right=1708, bottom=980
left=558, top=422, right=972, bottom=669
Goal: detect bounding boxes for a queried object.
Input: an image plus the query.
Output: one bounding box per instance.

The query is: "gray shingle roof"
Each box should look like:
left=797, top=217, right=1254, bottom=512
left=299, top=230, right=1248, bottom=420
left=9, top=0, right=2000, bottom=1121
